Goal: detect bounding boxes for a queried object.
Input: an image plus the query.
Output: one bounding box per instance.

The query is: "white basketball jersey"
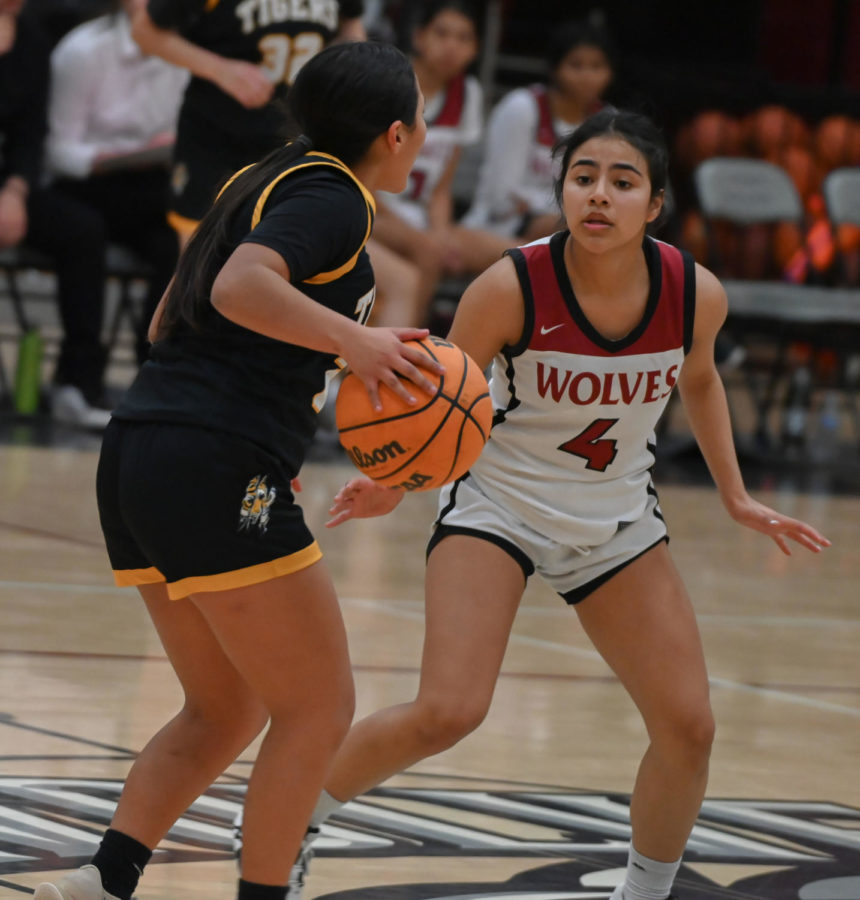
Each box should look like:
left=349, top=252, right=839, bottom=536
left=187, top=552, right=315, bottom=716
left=515, top=85, right=568, bottom=215
left=377, top=73, right=482, bottom=229
left=460, top=232, right=696, bottom=549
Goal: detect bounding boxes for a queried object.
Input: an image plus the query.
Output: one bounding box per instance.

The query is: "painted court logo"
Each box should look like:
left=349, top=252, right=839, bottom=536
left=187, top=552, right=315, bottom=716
left=1, top=778, right=859, bottom=898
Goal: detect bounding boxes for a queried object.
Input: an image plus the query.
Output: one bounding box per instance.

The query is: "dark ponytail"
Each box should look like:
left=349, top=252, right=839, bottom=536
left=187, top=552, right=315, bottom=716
left=157, top=41, right=418, bottom=338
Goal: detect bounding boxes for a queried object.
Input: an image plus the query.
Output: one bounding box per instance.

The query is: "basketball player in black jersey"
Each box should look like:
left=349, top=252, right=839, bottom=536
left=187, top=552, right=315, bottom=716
left=131, top=0, right=365, bottom=245
left=34, top=41, right=440, bottom=900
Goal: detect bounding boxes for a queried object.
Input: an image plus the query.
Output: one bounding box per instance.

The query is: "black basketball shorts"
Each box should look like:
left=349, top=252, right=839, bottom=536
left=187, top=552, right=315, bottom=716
left=168, top=107, right=281, bottom=230
left=97, top=420, right=321, bottom=600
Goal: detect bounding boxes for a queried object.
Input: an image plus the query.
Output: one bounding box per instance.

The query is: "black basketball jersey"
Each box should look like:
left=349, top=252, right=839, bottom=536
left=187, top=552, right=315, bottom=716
left=113, top=152, right=375, bottom=474
left=147, top=0, right=364, bottom=136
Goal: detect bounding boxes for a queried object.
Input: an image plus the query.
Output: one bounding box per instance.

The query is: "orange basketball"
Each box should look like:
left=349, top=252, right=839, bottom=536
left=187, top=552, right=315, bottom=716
left=768, top=145, right=822, bottom=201
left=335, top=336, right=493, bottom=492
left=744, top=105, right=809, bottom=157
left=675, top=110, right=742, bottom=170
left=813, top=115, right=860, bottom=170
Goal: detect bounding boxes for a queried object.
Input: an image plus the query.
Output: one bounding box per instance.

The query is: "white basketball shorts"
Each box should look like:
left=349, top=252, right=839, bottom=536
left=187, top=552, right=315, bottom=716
left=428, top=474, right=668, bottom=604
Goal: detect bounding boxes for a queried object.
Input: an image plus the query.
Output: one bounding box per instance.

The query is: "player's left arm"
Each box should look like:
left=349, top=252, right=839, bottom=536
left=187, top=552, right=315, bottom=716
left=427, top=147, right=461, bottom=233
left=336, top=0, right=366, bottom=40
left=336, top=17, right=366, bottom=41
left=678, top=264, right=830, bottom=555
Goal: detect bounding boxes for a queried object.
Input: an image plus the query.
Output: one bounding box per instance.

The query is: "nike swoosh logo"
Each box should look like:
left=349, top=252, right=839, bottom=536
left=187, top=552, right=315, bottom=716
left=540, top=324, right=565, bottom=335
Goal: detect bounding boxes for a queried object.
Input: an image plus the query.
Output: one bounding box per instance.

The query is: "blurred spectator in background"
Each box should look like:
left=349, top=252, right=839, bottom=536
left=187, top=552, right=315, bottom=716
left=372, top=0, right=513, bottom=323
left=47, top=0, right=188, bottom=365
left=463, top=19, right=615, bottom=242
left=0, top=0, right=111, bottom=428
left=129, top=0, right=365, bottom=248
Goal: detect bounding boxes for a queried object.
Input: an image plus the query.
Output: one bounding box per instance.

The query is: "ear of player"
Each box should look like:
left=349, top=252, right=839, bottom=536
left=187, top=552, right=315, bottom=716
left=335, top=336, right=493, bottom=491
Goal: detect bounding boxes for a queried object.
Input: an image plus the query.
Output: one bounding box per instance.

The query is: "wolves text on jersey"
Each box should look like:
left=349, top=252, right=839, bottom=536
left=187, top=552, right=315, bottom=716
left=536, top=361, right=679, bottom=406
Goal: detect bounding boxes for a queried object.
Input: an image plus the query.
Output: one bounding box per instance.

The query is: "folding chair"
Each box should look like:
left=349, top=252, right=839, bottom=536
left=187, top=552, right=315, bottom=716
left=0, top=243, right=152, bottom=411
left=822, top=166, right=860, bottom=225
left=822, top=166, right=860, bottom=285
left=821, top=167, right=860, bottom=438
left=693, top=157, right=810, bottom=447
left=103, top=244, right=154, bottom=352
left=0, top=246, right=55, bottom=407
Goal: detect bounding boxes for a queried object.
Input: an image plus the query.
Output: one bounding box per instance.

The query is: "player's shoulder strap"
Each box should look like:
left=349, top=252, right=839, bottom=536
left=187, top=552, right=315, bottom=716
left=528, top=84, right=556, bottom=147
left=219, top=151, right=376, bottom=285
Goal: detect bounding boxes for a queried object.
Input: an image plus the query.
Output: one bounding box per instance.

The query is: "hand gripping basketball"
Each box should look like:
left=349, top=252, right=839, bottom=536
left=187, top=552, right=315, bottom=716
left=335, top=336, right=493, bottom=491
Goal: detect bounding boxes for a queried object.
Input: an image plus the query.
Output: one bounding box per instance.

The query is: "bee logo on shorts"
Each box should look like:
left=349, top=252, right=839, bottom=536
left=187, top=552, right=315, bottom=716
left=238, top=475, right=277, bottom=534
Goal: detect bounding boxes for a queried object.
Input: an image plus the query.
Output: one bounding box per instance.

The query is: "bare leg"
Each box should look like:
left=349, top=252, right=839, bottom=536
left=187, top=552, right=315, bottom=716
left=445, top=225, right=517, bottom=274
left=366, top=238, right=425, bottom=327
left=575, top=542, right=714, bottom=861
left=109, top=562, right=354, bottom=887
left=325, top=535, right=525, bottom=801
left=193, top=562, right=354, bottom=885
left=372, top=209, right=444, bottom=313
left=110, top=583, right=268, bottom=847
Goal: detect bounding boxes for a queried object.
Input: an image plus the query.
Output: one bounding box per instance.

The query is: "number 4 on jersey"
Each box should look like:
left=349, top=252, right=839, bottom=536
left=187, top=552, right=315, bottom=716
left=558, top=418, right=619, bottom=472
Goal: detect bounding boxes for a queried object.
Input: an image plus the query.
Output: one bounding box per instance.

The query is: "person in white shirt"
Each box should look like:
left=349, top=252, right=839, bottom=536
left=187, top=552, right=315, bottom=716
left=463, top=19, right=615, bottom=241
left=47, top=0, right=188, bottom=364
left=371, top=0, right=514, bottom=324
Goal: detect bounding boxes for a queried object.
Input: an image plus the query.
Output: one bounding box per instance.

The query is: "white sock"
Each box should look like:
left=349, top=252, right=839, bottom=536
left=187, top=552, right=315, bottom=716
left=309, top=789, right=345, bottom=828
left=611, top=846, right=681, bottom=900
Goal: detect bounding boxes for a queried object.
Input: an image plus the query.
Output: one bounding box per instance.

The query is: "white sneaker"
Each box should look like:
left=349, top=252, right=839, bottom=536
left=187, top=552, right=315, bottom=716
left=51, top=385, right=111, bottom=430
left=232, top=811, right=319, bottom=900
left=34, top=865, right=120, bottom=900
left=231, top=807, right=244, bottom=856
left=287, top=826, right=320, bottom=900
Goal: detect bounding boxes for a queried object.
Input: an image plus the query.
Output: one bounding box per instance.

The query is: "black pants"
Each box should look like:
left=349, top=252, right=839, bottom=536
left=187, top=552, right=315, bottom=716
left=53, top=167, right=179, bottom=365
left=25, top=185, right=107, bottom=401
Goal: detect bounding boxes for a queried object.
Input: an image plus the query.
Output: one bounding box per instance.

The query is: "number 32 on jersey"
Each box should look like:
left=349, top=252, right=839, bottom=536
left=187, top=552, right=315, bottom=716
left=258, top=32, right=324, bottom=85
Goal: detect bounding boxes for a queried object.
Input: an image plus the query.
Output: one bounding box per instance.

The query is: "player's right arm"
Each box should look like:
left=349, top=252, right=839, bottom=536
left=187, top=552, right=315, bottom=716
left=130, top=3, right=273, bottom=109
left=446, top=254, right=525, bottom=370
left=479, top=90, right=537, bottom=218
left=211, top=242, right=441, bottom=410
left=327, top=254, right=525, bottom=527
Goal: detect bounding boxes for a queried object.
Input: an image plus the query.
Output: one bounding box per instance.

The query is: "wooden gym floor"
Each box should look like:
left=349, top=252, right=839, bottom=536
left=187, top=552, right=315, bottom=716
left=0, top=420, right=858, bottom=899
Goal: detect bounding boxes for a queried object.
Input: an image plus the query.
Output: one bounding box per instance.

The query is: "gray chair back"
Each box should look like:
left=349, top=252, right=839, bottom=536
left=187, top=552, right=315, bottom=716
left=694, top=158, right=803, bottom=225
left=822, top=167, right=860, bottom=226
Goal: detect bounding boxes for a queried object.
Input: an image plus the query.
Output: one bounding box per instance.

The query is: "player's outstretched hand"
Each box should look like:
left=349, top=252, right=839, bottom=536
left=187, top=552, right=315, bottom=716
left=326, top=476, right=404, bottom=527
left=343, top=327, right=444, bottom=412
left=217, top=60, right=275, bottom=108
left=729, top=495, right=831, bottom=556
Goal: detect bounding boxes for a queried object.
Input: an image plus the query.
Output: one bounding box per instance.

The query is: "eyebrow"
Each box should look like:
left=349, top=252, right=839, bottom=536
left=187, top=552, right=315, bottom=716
left=571, top=158, right=643, bottom=176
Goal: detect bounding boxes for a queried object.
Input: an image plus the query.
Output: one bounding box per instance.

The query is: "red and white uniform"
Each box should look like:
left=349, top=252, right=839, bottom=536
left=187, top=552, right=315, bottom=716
left=441, top=232, right=696, bottom=556
left=462, top=86, right=595, bottom=236
left=377, top=73, right=482, bottom=229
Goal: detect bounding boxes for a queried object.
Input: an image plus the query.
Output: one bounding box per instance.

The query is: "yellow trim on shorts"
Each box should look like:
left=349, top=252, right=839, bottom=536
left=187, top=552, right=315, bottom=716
left=114, top=566, right=165, bottom=588
left=165, top=542, right=323, bottom=600
left=167, top=210, right=201, bottom=238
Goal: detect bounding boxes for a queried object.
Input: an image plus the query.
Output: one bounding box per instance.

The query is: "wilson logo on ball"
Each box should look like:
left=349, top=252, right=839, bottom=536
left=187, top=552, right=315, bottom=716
left=348, top=441, right=409, bottom=470
left=335, top=337, right=493, bottom=491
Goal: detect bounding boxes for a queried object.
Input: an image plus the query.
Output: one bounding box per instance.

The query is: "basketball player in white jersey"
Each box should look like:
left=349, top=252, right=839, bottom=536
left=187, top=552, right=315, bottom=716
left=290, top=109, right=830, bottom=900
left=462, top=19, right=614, bottom=241
left=371, top=0, right=515, bottom=321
